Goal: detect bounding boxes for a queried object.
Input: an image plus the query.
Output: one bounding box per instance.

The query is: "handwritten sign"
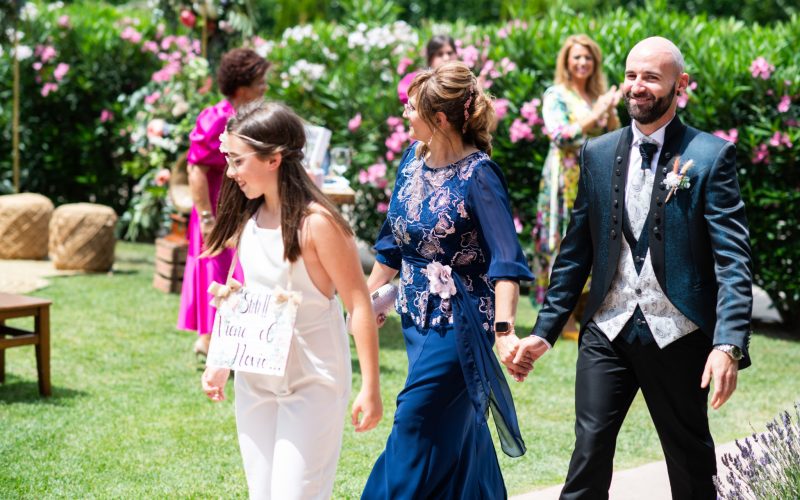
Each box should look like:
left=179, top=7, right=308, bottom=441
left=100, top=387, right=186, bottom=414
left=206, top=285, right=301, bottom=376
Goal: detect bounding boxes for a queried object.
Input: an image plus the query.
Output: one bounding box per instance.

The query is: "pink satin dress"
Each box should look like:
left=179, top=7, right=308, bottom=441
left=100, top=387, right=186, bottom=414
left=177, top=100, right=243, bottom=335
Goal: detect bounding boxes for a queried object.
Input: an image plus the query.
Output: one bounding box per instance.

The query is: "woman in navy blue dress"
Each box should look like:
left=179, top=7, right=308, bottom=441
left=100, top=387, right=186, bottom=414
left=363, top=61, right=534, bottom=499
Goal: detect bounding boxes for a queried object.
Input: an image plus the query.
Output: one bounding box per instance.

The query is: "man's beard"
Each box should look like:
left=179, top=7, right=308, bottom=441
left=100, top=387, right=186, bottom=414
left=624, top=82, right=675, bottom=124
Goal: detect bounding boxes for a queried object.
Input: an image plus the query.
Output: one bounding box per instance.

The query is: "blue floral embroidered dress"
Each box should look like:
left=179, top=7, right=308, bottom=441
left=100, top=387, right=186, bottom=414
left=362, top=143, right=533, bottom=499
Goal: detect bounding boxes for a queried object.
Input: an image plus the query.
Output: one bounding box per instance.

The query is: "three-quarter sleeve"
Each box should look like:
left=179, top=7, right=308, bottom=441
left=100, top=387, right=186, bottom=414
left=374, top=218, right=402, bottom=270
left=187, top=100, right=234, bottom=169
left=372, top=143, right=417, bottom=270
left=467, top=161, right=534, bottom=282
left=542, top=86, right=585, bottom=149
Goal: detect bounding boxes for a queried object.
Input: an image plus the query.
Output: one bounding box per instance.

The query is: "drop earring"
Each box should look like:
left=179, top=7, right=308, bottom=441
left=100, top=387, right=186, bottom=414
left=427, top=127, right=438, bottom=148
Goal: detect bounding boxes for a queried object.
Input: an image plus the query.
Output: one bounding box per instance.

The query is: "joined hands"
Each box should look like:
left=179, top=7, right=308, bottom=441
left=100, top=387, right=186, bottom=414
left=495, top=333, right=551, bottom=382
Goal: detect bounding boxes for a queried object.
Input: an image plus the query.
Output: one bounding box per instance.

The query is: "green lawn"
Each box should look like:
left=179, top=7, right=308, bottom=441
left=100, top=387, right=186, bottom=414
left=1, top=242, right=798, bottom=498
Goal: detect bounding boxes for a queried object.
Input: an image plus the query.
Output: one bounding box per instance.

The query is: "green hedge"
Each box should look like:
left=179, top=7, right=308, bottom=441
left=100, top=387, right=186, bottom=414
left=0, top=1, right=161, bottom=211
left=1, top=2, right=798, bottom=325
left=259, top=8, right=799, bottom=325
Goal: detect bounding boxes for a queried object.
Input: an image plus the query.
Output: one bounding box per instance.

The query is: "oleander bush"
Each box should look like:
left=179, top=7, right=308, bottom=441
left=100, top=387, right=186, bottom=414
left=0, top=1, right=161, bottom=210
left=0, top=0, right=798, bottom=324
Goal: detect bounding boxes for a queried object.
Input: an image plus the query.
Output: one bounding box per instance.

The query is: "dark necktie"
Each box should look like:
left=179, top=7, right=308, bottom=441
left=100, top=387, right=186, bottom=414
left=639, top=142, right=658, bottom=171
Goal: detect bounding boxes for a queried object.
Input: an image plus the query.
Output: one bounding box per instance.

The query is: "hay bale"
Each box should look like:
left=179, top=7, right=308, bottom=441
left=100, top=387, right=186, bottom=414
left=49, top=203, right=117, bottom=272
left=0, top=193, right=54, bottom=260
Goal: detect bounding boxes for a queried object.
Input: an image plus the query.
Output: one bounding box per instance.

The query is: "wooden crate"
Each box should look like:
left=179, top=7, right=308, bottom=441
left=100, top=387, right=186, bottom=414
left=153, top=236, right=188, bottom=294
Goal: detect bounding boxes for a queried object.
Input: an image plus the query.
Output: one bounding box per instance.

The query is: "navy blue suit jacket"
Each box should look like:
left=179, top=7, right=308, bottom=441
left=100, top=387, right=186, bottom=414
left=531, top=116, right=753, bottom=368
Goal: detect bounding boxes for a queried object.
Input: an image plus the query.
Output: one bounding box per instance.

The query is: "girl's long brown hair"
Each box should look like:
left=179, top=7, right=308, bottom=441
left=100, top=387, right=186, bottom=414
left=203, top=101, right=352, bottom=262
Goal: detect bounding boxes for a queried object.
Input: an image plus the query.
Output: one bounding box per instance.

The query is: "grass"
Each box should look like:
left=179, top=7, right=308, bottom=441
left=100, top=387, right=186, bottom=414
left=1, top=241, right=798, bottom=498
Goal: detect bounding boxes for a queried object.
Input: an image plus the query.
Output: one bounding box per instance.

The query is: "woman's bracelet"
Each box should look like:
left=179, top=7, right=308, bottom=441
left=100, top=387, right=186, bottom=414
left=200, top=210, right=215, bottom=224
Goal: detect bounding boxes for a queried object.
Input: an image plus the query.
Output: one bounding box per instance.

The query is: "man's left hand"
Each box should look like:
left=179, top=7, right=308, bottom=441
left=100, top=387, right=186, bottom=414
left=701, top=349, right=739, bottom=410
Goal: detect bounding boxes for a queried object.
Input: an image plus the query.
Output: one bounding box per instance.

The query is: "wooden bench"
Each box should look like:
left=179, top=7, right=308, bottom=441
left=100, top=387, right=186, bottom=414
left=0, top=293, right=52, bottom=396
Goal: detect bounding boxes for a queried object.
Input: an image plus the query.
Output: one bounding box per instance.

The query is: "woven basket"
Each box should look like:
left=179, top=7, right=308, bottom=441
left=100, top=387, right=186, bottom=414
left=49, top=203, right=117, bottom=272
left=0, top=193, right=54, bottom=260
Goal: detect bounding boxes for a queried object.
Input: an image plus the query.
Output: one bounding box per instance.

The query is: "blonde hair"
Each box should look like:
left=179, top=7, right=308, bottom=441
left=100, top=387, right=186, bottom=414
left=407, top=61, right=496, bottom=158
left=554, top=34, right=608, bottom=101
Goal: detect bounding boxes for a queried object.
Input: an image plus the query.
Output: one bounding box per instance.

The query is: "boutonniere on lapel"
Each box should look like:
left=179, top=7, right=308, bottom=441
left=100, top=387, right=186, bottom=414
left=663, top=156, right=694, bottom=203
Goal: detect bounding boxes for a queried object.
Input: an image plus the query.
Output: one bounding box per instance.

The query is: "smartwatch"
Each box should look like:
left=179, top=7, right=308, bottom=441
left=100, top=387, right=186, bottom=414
left=494, top=321, right=513, bottom=334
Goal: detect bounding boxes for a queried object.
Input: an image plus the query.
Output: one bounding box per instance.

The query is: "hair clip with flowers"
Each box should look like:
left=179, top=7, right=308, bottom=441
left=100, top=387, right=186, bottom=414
left=462, top=86, right=475, bottom=133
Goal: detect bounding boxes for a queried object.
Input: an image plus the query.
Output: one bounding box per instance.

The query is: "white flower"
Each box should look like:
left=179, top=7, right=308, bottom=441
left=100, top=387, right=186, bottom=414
left=13, top=45, right=33, bottom=61
left=281, top=24, right=318, bottom=43
left=5, top=28, right=22, bottom=42
left=20, top=3, right=38, bottom=21
left=321, top=46, right=338, bottom=61
left=347, top=31, right=367, bottom=49
left=254, top=40, right=274, bottom=58
left=663, top=172, right=682, bottom=190
left=171, top=100, right=189, bottom=117
left=287, top=59, right=326, bottom=91
left=219, top=130, right=230, bottom=154
left=425, top=261, right=457, bottom=299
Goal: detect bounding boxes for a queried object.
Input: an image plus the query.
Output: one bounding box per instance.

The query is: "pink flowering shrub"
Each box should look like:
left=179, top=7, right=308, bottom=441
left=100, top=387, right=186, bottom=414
left=750, top=57, right=775, bottom=80
left=3, top=4, right=798, bottom=323
left=348, top=113, right=362, bottom=132
left=713, top=129, right=738, bottom=143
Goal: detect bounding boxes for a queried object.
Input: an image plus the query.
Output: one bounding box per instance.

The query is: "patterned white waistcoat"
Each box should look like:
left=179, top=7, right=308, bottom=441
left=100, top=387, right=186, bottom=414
left=593, top=162, right=698, bottom=348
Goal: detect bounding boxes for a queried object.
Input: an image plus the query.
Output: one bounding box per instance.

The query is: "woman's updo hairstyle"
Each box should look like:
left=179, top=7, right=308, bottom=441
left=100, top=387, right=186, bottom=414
left=407, top=61, right=496, bottom=159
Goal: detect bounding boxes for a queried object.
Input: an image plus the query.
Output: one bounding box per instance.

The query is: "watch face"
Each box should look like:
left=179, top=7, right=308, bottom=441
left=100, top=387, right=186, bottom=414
left=495, top=321, right=510, bottom=333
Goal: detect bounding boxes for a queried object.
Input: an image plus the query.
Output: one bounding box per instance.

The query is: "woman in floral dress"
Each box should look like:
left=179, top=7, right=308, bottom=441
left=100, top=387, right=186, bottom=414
left=532, top=34, right=620, bottom=335
left=363, top=61, right=533, bottom=499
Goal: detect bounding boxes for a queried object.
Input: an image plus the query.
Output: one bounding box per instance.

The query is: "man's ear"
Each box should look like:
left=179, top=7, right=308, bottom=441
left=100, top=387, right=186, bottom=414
left=676, top=72, right=689, bottom=96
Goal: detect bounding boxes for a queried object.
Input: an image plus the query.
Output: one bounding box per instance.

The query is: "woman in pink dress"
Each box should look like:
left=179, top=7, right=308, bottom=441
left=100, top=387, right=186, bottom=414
left=178, top=48, right=270, bottom=356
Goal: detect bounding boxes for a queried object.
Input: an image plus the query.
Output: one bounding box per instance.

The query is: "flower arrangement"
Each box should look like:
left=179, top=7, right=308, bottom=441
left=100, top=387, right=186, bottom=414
left=663, top=156, right=694, bottom=203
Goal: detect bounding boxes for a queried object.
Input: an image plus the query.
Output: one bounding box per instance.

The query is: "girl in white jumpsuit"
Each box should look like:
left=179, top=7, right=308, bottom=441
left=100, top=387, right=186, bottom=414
left=200, top=101, right=382, bottom=499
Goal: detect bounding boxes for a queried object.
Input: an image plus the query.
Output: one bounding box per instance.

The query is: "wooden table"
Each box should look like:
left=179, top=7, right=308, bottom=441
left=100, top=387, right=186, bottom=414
left=0, top=292, right=52, bottom=396
left=322, top=184, right=356, bottom=205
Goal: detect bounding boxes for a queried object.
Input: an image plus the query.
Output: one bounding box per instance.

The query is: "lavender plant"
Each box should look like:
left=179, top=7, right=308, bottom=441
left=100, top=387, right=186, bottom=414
left=715, top=402, right=800, bottom=499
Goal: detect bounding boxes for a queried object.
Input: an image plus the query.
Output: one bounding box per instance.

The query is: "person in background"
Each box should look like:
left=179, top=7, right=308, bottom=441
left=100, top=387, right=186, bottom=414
left=531, top=34, right=620, bottom=338
left=397, top=34, right=457, bottom=105
left=177, top=48, right=269, bottom=357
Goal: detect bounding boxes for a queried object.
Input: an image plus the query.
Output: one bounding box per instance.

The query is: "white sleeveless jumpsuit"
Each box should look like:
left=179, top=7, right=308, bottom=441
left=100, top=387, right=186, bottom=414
left=235, top=217, right=351, bottom=499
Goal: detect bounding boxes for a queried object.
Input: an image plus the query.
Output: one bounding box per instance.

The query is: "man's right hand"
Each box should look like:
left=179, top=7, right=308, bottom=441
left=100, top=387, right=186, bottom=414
left=512, top=335, right=551, bottom=376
